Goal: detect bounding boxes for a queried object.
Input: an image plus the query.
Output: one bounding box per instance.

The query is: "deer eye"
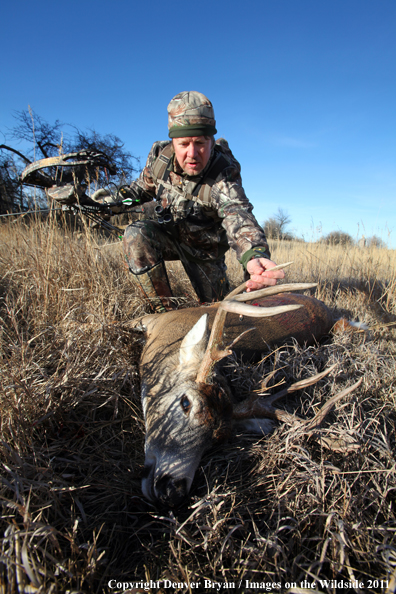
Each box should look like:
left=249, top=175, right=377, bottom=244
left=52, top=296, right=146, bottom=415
left=180, top=396, right=191, bottom=414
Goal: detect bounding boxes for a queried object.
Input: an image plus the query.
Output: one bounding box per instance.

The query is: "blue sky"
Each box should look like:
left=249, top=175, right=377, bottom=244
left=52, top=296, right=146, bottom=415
left=1, top=0, right=395, bottom=246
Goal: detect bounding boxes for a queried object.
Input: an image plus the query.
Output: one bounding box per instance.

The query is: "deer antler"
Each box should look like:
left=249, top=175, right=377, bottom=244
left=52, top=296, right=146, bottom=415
left=231, top=282, right=318, bottom=303
left=232, top=369, right=363, bottom=452
left=223, top=261, right=295, bottom=301
left=232, top=364, right=338, bottom=421
left=195, top=301, right=303, bottom=384
left=195, top=305, right=233, bottom=384
left=196, top=264, right=317, bottom=385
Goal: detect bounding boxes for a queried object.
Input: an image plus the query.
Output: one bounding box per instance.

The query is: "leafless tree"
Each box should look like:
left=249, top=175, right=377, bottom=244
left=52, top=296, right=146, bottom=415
left=263, top=208, right=293, bottom=240
left=1, top=109, right=140, bottom=213
left=366, top=235, right=386, bottom=248
left=321, top=231, right=354, bottom=246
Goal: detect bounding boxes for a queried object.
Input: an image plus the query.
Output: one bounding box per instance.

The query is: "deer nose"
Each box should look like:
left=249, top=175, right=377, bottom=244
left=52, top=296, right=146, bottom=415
left=154, top=474, right=188, bottom=508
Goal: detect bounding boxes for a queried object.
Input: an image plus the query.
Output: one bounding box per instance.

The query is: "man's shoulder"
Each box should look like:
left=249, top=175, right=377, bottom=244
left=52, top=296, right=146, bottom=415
left=213, top=138, right=242, bottom=180
left=143, top=141, right=173, bottom=176
left=148, top=140, right=172, bottom=159
left=215, top=137, right=231, bottom=152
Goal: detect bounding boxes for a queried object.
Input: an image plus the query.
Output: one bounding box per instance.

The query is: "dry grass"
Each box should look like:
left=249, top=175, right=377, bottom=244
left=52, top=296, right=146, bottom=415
left=0, top=217, right=395, bottom=593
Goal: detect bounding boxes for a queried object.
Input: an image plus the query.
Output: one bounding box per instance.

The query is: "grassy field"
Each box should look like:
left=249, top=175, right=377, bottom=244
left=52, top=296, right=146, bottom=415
left=0, top=216, right=395, bottom=593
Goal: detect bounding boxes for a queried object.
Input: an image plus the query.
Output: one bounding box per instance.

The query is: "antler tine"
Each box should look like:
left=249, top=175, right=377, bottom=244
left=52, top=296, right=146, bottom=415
left=221, top=301, right=302, bottom=317
left=232, top=282, right=317, bottom=303
left=232, top=365, right=338, bottom=421
left=195, top=305, right=231, bottom=385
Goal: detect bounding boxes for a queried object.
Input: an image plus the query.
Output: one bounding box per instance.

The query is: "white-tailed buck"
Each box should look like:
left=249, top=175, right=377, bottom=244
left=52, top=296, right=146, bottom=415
left=137, top=278, right=360, bottom=508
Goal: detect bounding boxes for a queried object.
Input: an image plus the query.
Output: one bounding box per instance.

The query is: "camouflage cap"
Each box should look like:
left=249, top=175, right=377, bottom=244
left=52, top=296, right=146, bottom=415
left=167, top=91, right=217, bottom=138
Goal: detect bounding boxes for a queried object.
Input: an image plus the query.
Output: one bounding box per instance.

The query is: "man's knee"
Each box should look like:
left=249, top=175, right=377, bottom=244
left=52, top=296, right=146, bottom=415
left=123, top=221, right=160, bottom=275
left=183, top=259, right=230, bottom=303
left=123, top=220, right=150, bottom=246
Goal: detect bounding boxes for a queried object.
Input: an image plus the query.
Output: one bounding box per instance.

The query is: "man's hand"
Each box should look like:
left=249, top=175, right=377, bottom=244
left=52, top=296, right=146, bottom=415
left=245, top=258, right=285, bottom=292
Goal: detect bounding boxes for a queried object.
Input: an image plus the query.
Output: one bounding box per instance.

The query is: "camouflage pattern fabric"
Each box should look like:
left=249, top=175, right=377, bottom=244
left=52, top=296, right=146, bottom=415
left=167, top=91, right=217, bottom=138
left=123, top=221, right=229, bottom=303
left=133, top=260, right=175, bottom=312
left=123, top=138, right=270, bottom=265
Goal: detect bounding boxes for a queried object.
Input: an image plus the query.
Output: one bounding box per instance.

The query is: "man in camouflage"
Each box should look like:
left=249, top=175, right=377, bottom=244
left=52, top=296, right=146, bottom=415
left=121, top=91, right=284, bottom=312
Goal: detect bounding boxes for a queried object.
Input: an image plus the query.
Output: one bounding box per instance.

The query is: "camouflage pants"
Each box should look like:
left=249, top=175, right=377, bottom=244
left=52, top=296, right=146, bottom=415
left=123, top=220, right=230, bottom=303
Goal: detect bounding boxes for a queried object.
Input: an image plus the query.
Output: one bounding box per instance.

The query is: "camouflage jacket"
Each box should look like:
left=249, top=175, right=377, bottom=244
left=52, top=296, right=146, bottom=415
left=128, top=138, right=270, bottom=268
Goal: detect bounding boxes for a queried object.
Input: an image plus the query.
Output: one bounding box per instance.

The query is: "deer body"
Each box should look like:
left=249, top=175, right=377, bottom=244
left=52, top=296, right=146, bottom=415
left=138, top=289, right=334, bottom=507
left=140, top=293, right=333, bottom=363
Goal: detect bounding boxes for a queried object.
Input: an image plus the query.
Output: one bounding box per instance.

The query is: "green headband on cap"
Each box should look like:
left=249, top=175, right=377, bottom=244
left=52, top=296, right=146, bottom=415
left=169, top=124, right=217, bottom=138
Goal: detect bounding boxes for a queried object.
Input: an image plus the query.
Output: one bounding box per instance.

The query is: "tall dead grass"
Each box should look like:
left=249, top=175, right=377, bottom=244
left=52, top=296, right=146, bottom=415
left=0, top=218, right=395, bottom=593
left=269, top=239, right=396, bottom=312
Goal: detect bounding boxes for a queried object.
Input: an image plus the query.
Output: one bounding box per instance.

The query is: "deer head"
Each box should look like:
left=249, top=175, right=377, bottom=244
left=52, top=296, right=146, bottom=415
left=140, top=281, right=315, bottom=508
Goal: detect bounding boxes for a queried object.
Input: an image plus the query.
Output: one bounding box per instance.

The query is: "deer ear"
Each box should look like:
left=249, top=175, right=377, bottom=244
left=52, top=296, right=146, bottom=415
left=179, top=314, right=209, bottom=367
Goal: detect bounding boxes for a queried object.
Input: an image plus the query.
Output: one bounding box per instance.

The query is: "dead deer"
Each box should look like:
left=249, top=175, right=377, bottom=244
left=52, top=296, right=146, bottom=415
left=136, top=274, right=362, bottom=508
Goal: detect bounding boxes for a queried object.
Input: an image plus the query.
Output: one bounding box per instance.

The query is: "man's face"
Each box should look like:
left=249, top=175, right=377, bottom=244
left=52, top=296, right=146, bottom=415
left=172, top=136, right=212, bottom=176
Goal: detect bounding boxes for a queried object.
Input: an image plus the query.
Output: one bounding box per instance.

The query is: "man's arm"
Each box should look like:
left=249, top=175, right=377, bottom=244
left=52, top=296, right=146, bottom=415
left=211, top=158, right=285, bottom=290
left=212, top=174, right=281, bottom=288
